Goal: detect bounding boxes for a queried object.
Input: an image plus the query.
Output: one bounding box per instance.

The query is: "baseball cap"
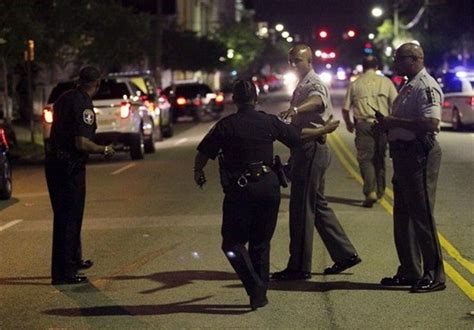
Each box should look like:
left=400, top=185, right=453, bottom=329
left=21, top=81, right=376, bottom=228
left=79, top=66, right=101, bottom=84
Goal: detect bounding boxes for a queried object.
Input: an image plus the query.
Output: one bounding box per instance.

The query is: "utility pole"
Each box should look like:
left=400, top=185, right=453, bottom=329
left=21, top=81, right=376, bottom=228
left=25, top=39, right=35, bottom=143
left=151, top=0, right=163, bottom=88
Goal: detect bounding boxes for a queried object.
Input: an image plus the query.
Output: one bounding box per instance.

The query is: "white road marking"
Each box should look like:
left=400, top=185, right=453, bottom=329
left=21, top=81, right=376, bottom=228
left=111, top=163, right=136, bottom=175
left=0, top=219, right=23, bottom=232
left=173, top=138, right=188, bottom=146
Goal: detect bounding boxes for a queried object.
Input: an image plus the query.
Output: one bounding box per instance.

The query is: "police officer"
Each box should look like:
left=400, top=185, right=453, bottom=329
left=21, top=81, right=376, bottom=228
left=45, top=66, right=115, bottom=285
left=378, top=43, right=445, bottom=292
left=272, top=44, right=361, bottom=281
left=194, top=79, right=338, bottom=310
left=342, top=55, right=398, bottom=207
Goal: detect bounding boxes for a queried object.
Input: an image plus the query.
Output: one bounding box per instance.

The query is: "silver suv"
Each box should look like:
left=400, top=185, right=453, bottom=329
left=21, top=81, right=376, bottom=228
left=43, top=76, right=162, bottom=159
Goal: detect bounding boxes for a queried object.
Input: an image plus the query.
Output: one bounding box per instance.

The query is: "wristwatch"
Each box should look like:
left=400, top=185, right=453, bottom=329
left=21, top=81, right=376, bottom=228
left=292, top=106, right=298, bottom=114
left=104, top=145, right=109, bottom=155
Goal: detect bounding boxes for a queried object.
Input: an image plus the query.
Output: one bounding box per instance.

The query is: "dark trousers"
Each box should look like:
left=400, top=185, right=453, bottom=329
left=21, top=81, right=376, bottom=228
left=221, top=172, right=280, bottom=296
left=288, top=141, right=357, bottom=272
left=354, top=121, right=387, bottom=198
left=391, top=141, right=445, bottom=283
left=45, top=157, right=86, bottom=280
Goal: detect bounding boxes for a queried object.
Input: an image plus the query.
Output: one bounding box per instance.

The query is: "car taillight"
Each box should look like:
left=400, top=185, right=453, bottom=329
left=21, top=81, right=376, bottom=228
left=120, top=101, right=131, bottom=118
left=177, top=97, right=187, bottom=106
left=0, top=128, right=8, bottom=150
left=43, top=107, right=54, bottom=124
left=215, top=93, right=224, bottom=104
left=468, top=96, right=474, bottom=106
left=442, top=100, right=451, bottom=108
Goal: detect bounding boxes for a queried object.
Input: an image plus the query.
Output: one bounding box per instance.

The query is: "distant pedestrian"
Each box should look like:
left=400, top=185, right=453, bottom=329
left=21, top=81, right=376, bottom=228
left=378, top=43, right=445, bottom=293
left=272, top=44, right=361, bottom=281
left=194, top=79, right=337, bottom=310
left=342, top=55, right=398, bottom=207
left=45, top=66, right=115, bottom=285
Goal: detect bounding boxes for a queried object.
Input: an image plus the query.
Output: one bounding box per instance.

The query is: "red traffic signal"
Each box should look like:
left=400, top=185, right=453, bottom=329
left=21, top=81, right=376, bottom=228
left=318, top=29, right=328, bottom=39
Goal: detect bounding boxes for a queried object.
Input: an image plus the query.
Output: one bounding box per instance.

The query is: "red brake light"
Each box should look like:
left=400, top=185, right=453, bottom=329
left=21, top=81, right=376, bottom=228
left=177, top=97, right=187, bottom=106
left=43, top=106, right=54, bottom=124
left=468, top=97, right=474, bottom=106
left=120, top=101, right=131, bottom=118
left=215, top=93, right=224, bottom=103
left=192, top=98, right=202, bottom=106
left=442, top=100, right=451, bottom=108
left=0, top=128, right=8, bottom=150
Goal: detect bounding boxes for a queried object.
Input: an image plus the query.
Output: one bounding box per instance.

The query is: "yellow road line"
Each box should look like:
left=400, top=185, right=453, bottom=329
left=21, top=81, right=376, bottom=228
left=327, top=132, right=474, bottom=300
left=443, top=262, right=474, bottom=300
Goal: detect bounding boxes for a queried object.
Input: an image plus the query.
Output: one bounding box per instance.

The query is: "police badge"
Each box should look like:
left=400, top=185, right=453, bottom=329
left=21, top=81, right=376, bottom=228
left=83, top=109, right=95, bottom=125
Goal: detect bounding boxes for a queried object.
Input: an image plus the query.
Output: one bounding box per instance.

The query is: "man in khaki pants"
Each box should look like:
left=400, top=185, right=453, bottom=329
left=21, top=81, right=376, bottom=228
left=342, top=56, right=398, bottom=207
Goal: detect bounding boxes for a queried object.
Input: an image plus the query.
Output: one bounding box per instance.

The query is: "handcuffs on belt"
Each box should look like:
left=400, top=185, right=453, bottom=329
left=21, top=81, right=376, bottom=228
left=236, top=163, right=272, bottom=188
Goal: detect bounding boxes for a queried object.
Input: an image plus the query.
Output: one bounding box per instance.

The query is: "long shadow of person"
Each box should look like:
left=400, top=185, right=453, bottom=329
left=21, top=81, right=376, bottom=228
left=326, top=195, right=364, bottom=207
left=268, top=280, right=408, bottom=292
left=100, top=270, right=239, bottom=294
left=43, top=296, right=251, bottom=317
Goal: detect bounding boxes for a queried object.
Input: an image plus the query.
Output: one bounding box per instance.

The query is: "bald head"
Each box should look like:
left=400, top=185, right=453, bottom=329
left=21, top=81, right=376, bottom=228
left=289, top=44, right=313, bottom=63
left=397, top=43, right=424, bottom=59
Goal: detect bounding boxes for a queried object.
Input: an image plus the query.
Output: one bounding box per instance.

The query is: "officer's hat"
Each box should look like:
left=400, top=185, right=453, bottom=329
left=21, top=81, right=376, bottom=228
left=79, top=66, right=101, bottom=84
left=232, top=79, right=257, bottom=104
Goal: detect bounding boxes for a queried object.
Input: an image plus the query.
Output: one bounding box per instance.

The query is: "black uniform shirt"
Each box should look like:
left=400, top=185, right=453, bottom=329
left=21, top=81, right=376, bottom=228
left=197, top=105, right=301, bottom=167
left=50, top=88, right=97, bottom=162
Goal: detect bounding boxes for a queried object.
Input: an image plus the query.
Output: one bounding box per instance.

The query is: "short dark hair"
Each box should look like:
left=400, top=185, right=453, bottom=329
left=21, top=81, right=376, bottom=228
left=232, top=79, right=257, bottom=104
left=79, top=66, right=101, bottom=84
left=363, top=56, right=378, bottom=70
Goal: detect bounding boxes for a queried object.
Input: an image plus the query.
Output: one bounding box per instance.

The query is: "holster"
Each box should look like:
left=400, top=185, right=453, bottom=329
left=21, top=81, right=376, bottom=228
left=273, top=155, right=288, bottom=188
left=416, top=134, right=435, bottom=154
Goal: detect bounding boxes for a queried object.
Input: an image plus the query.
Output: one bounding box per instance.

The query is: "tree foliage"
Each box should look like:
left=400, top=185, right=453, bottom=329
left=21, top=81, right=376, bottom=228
left=214, top=21, right=264, bottom=74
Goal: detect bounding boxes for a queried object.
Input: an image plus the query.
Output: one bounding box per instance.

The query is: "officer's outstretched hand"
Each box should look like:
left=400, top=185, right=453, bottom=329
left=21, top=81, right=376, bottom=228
left=310, top=115, right=339, bottom=134
left=104, top=144, right=115, bottom=158
left=194, top=170, right=206, bottom=189
left=279, top=108, right=295, bottom=121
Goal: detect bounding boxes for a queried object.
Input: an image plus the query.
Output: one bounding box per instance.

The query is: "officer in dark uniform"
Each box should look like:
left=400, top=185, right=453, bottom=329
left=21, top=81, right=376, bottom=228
left=45, top=66, right=115, bottom=285
left=194, top=79, right=338, bottom=310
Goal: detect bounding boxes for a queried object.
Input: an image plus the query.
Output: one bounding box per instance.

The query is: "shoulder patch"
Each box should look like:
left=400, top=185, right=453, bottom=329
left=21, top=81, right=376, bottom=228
left=83, top=109, right=95, bottom=125
left=311, top=83, right=325, bottom=94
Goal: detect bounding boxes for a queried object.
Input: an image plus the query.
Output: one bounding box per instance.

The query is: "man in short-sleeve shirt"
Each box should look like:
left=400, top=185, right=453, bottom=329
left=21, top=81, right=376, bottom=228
left=378, top=43, right=446, bottom=293
left=272, top=44, right=361, bottom=281
left=45, top=66, right=115, bottom=285
left=342, top=56, right=398, bottom=206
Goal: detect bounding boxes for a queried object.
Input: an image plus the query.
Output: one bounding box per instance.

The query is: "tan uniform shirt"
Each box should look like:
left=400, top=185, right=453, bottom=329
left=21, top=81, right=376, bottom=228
left=290, top=69, right=332, bottom=129
left=343, top=69, right=398, bottom=121
left=388, top=68, right=443, bottom=141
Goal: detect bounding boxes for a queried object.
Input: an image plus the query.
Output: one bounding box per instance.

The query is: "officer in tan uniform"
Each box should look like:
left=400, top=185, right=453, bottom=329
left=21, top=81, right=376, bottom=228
left=378, top=43, right=445, bottom=293
left=272, top=44, right=360, bottom=281
left=342, top=56, right=398, bottom=207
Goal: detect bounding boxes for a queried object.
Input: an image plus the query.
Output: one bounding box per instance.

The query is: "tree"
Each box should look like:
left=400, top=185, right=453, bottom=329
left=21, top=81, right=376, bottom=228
left=214, top=21, right=264, bottom=74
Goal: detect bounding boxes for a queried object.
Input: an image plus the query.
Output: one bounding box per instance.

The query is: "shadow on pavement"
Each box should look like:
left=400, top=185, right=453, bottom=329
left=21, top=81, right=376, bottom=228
left=0, top=197, right=19, bottom=211
left=268, top=280, right=408, bottom=292
left=103, top=270, right=239, bottom=294
left=326, top=195, right=363, bottom=207
left=43, top=296, right=251, bottom=316
left=0, top=276, right=51, bottom=286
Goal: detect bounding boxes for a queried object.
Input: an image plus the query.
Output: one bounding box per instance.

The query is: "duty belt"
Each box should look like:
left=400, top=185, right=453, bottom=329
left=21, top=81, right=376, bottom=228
left=236, top=164, right=272, bottom=187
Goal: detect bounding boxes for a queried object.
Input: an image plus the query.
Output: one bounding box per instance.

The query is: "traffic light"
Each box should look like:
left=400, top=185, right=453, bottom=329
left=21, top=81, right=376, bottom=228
left=318, top=29, right=328, bottom=39
left=347, top=30, right=356, bottom=38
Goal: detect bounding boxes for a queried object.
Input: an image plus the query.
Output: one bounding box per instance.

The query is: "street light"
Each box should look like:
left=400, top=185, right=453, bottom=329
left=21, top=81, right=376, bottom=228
left=281, top=31, right=290, bottom=39
left=371, top=7, right=383, bottom=18
left=368, top=33, right=375, bottom=40
left=286, top=37, right=293, bottom=43
left=275, top=24, right=284, bottom=32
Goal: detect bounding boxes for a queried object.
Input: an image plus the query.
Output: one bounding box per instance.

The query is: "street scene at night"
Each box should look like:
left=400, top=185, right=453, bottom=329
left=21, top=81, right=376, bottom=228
left=0, top=0, right=473, bottom=328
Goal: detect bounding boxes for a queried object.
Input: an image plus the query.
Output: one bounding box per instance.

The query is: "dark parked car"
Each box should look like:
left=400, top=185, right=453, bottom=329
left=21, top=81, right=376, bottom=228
left=0, top=123, right=12, bottom=200
left=163, top=83, right=224, bottom=122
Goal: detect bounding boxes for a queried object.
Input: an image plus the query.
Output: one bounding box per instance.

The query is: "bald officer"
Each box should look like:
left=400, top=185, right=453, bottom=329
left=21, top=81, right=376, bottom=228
left=272, top=44, right=360, bottom=281
left=378, top=43, right=445, bottom=293
left=342, top=56, right=398, bottom=207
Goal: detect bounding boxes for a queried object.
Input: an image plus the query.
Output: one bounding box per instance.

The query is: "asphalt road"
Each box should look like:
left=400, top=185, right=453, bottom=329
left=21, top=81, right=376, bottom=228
left=0, top=88, right=472, bottom=328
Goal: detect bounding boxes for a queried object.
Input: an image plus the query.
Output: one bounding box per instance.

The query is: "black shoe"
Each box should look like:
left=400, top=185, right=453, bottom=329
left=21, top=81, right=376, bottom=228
left=410, top=279, right=446, bottom=293
left=52, top=274, right=89, bottom=285
left=271, top=269, right=311, bottom=281
left=324, top=255, right=362, bottom=274
left=380, top=275, right=418, bottom=286
left=77, top=259, right=94, bottom=270
left=250, top=286, right=268, bottom=311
